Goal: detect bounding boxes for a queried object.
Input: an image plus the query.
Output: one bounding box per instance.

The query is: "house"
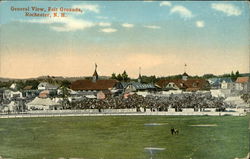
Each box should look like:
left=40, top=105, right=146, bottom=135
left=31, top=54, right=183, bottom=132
left=38, top=82, right=58, bottom=90
left=22, top=85, right=39, bottom=99
left=184, top=79, right=210, bottom=91
left=221, top=79, right=235, bottom=90
left=208, top=78, right=221, bottom=89
left=156, top=72, right=210, bottom=91
left=208, top=77, right=232, bottom=89
left=235, top=77, right=250, bottom=92
left=10, top=83, right=18, bottom=90
left=156, top=79, right=187, bottom=91
left=3, top=90, right=23, bottom=100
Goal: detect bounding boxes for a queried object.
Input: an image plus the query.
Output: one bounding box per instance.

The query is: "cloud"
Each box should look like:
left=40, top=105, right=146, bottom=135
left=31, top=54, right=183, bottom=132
left=122, top=23, right=134, bottom=28
left=144, top=25, right=161, bottom=29
left=98, top=22, right=111, bottom=27
left=72, top=4, right=99, bottom=13
left=170, top=5, right=193, bottom=19
left=211, top=3, right=242, bottom=16
left=160, top=1, right=172, bottom=7
left=100, top=28, right=117, bottom=33
left=196, top=21, right=205, bottom=28
left=96, top=16, right=108, bottom=19
left=22, top=17, right=95, bottom=32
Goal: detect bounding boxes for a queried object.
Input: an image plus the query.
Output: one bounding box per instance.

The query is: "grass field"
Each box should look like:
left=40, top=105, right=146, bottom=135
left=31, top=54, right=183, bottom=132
left=0, top=115, right=249, bottom=159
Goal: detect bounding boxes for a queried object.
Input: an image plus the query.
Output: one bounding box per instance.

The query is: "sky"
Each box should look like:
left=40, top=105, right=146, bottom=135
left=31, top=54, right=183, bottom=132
left=0, top=1, right=249, bottom=78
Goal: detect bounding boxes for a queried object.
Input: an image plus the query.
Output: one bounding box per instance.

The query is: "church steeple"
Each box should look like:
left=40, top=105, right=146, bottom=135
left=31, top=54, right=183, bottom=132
left=182, top=64, right=188, bottom=81
left=92, top=63, right=98, bottom=82
left=138, top=67, right=142, bottom=83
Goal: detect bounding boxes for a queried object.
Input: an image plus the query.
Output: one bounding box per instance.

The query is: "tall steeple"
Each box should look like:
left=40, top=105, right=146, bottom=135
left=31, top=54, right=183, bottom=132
left=182, top=64, right=188, bottom=80
left=92, top=63, right=98, bottom=82
left=138, top=67, right=142, bottom=83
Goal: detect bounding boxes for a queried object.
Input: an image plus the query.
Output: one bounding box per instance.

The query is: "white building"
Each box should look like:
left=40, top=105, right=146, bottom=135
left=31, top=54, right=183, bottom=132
left=27, top=97, right=62, bottom=110
left=221, top=80, right=235, bottom=90
left=10, top=83, right=18, bottom=90
left=38, top=82, right=58, bottom=90
left=3, top=90, right=23, bottom=99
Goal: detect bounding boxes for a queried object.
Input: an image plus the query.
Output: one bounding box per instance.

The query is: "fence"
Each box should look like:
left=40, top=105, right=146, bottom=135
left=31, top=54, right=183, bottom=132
left=0, top=108, right=247, bottom=118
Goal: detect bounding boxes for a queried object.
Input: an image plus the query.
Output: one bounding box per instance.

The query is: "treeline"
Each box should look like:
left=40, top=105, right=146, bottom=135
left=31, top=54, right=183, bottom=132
left=0, top=78, right=71, bottom=90
left=110, top=70, right=245, bottom=83
left=203, top=70, right=242, bottom=81
left=0, top=70, right=247, bottom=90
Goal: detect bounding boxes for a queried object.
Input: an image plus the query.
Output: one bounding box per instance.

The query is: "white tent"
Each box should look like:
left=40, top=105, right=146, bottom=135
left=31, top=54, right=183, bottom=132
left=27, top=97, right=61, bottom=110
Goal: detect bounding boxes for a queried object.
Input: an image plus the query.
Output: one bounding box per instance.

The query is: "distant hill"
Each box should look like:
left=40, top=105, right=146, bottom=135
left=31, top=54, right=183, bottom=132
left=0, top=73, right=249, bottom=82
left=240, top=73, right=250, bottom=77
left=0, top=75, right=111, bottom=82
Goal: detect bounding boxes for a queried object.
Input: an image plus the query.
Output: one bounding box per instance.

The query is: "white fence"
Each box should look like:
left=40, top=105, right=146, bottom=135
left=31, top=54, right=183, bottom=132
left=26, top=109, right=137, bottom=114
left=0, top=109, right=247, bottom=119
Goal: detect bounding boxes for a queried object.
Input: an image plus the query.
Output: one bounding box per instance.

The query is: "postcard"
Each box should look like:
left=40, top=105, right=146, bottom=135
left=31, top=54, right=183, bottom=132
left=0, top=1, right=249, bottom=159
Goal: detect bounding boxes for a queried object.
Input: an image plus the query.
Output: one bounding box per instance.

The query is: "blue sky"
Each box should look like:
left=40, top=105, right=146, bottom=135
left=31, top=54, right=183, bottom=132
left=0, top=1, right=249, bottom=78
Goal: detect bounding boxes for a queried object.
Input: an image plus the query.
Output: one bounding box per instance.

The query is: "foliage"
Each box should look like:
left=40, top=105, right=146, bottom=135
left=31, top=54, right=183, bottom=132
left=110, top=71, right=130, bottom=82
left=122, top=71, right=129, bottom=81
left=24, top=80, right=40, bottom=89
left=140, top=75, right=156, bottom=83
left=203, top=74, right=216, bottom=79
left=60, top=80, right=71, bottom=88
left=0, top=81, right=12, bottom=88
left=111, top=73, right=116, bottom=80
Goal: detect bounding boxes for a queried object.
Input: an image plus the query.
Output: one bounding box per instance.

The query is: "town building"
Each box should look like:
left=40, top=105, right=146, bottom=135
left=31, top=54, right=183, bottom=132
left=156, top=72, right=210, bottom=91
left=38, top=82, right=58, bottom=90
left=208, top=77, right=232, bottom=89
left=221, top=78, right=234, bottom=90
left=70, top=64, right=123, bottom=97
left=27, top=97, right=62, bottom=110
left=235, top=77, right=250, bottom=93
left=124, top=82, right=156, bottom=93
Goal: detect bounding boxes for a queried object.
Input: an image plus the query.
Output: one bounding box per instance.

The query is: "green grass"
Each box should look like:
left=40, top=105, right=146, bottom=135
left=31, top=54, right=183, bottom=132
left=0, top=115, right=249, bottom=159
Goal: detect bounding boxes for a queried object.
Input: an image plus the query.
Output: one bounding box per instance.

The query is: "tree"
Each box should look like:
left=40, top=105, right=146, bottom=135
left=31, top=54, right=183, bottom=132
left=61, top=80, right=71, bottom=88
left=116, top=74, right=123, bottom=81
left=141, top=75, right=156, bottom=83
left=111, top=73, right=117, bottom=80
left=203, top=74, right=216, bottom=79
left=25, top=80, right=39, bottom=89
left=122, top=70, right=129, bottom=81
left=235, top=70, right=240, bottom=79
left=231, top=70, right=240, bottom=82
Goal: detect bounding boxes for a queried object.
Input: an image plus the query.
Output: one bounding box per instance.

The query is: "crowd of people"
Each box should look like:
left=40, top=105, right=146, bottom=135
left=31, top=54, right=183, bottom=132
left=70, top=92, right=230, bottom=111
